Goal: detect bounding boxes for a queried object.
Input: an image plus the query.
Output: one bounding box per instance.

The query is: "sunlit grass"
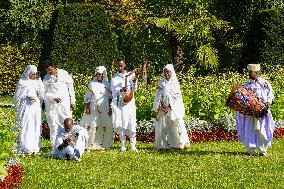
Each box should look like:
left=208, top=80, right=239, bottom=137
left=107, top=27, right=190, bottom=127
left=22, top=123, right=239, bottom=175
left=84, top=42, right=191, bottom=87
left=20, top=139, right=284, bottom=189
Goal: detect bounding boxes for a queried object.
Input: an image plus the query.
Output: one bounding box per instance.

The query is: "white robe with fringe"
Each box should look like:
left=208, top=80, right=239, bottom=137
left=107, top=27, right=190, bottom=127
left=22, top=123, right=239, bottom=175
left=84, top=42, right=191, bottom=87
left=80, top=80, right=113, bottom=149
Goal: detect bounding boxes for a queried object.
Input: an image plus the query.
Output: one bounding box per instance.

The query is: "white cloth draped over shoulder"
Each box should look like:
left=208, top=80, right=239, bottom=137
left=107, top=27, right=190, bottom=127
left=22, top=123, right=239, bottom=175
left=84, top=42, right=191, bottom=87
left=43, top=68, right=76, bottom=151
left=111, top=71, right=137, bottom=134
left=13, top=65, right=44, bottom=154
left=153, top=64, right=190, bottom=149
left=236, top=77, right=275, bottom=152
left=80, top=66, right=113, bottom=150
left=53, top=125, right=88, bottom=160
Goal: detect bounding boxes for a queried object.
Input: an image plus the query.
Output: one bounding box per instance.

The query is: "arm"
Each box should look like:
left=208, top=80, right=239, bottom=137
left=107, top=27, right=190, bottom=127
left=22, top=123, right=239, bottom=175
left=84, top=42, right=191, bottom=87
left=64, top=71, right=76, bottom=109
left=12, top=82, right=24, bottom=106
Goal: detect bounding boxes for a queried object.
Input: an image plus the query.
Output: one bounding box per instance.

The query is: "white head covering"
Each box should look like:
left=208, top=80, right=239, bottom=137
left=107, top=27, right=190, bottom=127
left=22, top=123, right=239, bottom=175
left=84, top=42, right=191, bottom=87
left=22, top=65, right=37, bottom=80
left=163, top=64, right=178, bottom=82
left=95, top=66, right=108, bottom=82
left=247, top=64, right=260, bottom=72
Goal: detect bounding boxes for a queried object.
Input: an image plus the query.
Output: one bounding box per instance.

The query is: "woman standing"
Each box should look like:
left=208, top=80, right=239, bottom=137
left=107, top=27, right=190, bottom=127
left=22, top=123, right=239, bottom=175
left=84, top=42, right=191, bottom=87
left=13, top=65, right=44, bottom=154
left=80, top=66, right=113, bottom=150
left=153, top=64, right=190, bottom=150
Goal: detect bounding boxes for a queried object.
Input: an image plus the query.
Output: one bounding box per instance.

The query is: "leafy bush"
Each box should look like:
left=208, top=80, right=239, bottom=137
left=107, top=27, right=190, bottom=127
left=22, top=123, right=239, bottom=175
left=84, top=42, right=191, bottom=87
left=49, top=3, right=117, bottom=76
left=0, top=0, right=54, bottom=50
left=0, top=45, right=39, bottom=95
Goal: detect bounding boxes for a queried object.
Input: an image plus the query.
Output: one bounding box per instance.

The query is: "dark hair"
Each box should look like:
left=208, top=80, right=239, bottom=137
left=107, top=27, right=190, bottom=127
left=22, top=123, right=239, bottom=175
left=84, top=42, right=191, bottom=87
left=42, top=59, right=55, bottom=69
left=116, top=57, right=125, bottom=62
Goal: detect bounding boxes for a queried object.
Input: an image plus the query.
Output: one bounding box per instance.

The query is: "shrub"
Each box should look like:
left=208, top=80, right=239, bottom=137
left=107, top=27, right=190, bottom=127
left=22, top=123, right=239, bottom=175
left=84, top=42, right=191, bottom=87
left=48, top=3, right=117, bottom=76
left=0, top=45, right=39, bottom=95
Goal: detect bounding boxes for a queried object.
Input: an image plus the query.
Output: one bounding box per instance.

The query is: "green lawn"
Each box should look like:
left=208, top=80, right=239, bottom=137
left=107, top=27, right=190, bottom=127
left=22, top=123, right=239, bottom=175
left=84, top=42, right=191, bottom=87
left=20, top=139, right=284, bottom=189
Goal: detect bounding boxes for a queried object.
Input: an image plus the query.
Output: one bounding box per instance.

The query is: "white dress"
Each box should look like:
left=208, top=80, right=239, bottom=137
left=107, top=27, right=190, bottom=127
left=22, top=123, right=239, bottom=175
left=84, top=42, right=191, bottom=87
left=13, top=78, right=44, bottom=153
left=153, top=64, right=190, bottom=149
left=80, top=80, right=113, bottom=150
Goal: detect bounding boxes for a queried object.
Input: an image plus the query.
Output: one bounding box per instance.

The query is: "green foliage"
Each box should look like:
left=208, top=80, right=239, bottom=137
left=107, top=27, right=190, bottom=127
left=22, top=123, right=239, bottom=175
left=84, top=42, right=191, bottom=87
left=260, top=8, right=284, bottom=66
left=49, top=4, right=117, bottom=76
left=0, top=0, right=54, bottom=49
left=19, top=139, right=284, bottom=188
left=0, top=45, right=39, bottom=95
left=0, top=106, right=17, bottom=176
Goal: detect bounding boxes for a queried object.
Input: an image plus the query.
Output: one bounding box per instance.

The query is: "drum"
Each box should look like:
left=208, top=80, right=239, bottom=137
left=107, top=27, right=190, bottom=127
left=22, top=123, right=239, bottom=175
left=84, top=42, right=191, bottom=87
left=123, top=90, right=133, bottom=103
left=226, top=85, right=269, bottom=118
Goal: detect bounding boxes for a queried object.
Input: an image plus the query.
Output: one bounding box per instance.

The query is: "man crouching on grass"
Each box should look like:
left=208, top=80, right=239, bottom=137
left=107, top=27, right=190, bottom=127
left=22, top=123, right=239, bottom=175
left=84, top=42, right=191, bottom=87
left=53, top=118, right=88, bottom=161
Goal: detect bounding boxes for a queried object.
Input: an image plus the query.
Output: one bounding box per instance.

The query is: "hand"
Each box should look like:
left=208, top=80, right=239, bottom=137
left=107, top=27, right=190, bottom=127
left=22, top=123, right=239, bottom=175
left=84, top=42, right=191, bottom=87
left=71, top=104, right=76, bottom=111
left=163, top=107, right=172, bottom=114
left=28, top=96, right=36, bottom=103
left=156, top=85, right=163, bottom=90
left=120, top=87, right=127, bottom=93
left=132, top=76, right=137, bottom=83
left=108, top=109, right=112, bottom=117
left=54, top=98, right=62, bottom=103
left=66, top=137, right=73, bottom=143
left=87, top=125, right=90, bottom=131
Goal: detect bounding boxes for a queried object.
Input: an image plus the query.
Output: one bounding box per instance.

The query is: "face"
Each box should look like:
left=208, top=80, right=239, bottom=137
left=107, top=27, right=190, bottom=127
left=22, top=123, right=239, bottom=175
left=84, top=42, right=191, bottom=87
left=116, top=61, right=126, bottom=73
left=64, top=119, right=73, bottom=133
left=46, top=66, right=57, bottom=75
left=248, top=70, right=259, bottom=80
left=164, top=68, right=172, bottom=81
left=96, top=72, right=103, bottom=82
left=29, top=72, right=37, bottom=80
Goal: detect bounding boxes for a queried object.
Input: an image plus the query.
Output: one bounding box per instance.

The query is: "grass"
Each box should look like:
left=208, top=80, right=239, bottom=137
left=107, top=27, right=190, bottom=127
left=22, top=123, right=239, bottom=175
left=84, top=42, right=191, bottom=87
left=19, top=139, right=284, bottom=189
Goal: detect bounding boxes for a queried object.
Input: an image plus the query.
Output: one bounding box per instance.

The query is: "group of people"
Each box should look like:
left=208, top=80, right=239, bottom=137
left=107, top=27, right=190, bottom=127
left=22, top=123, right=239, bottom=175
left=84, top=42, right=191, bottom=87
left=12, top=57, right=275, bottom=161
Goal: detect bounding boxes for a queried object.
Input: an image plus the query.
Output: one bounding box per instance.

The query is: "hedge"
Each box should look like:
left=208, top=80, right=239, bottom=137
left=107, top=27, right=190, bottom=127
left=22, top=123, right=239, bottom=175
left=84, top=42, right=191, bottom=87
left=0, top=45, right=39, bottom=95
left=47, top=3, right=117, bottom=76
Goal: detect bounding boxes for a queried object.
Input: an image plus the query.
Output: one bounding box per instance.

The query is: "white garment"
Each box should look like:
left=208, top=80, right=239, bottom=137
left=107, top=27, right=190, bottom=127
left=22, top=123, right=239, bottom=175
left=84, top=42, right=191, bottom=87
left=80, top=68, right=113, bottom=149
left=111, top=71, right=137, bottom=144
left=43, top=68, right=75, bottom=151
left=53, top=125, right=88, bottom=159
left=236, top=77, right=275, bottom=152
left=13, top=65, right=44, bottom=153
left=153, top=64, right=190, bottom=149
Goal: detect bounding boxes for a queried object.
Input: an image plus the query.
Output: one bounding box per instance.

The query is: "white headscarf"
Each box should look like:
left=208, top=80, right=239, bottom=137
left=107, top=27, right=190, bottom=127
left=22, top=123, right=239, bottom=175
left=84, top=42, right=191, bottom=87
left=153, top=64, right=184, bottom=120
left=95, top=66, right=108, bottom=82
left=22, top=65, right=37, bottom=80
left=163, top=64, right=178, bottom=82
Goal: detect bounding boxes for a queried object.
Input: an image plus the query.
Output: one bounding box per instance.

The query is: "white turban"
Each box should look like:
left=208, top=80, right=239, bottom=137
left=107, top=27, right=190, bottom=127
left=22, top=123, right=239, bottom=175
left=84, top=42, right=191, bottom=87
left=22, top=65, right=37, bottom=80
left=247, top=64, right=260, bottom=72
left=95, top=66, right=108, bottom=82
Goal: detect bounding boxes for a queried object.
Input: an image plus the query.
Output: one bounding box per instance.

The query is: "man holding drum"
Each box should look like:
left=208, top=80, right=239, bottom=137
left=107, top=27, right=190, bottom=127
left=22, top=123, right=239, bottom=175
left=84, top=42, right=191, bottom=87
left=111, top=57, right=138, bottom=152
left=236, top=64, right=275, bottom=156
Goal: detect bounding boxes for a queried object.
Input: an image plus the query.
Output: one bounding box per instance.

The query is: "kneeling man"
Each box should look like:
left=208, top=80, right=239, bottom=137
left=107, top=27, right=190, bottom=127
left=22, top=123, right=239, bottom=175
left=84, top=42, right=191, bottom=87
left=53, top=118, right=88, bottom=161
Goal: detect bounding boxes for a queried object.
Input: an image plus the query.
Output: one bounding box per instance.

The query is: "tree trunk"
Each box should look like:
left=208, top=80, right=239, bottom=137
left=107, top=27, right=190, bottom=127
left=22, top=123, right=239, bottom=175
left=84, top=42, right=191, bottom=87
left=170, top=30, right=184, bottom=74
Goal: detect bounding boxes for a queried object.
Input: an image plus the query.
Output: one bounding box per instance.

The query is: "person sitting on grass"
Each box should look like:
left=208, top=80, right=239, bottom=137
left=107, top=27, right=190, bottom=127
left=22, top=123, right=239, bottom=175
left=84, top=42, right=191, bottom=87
left=153, top=64, right=190, bottom=150
left=236, top=64, right=275, bottom=156
left=53, top=118, right=88, bottom=161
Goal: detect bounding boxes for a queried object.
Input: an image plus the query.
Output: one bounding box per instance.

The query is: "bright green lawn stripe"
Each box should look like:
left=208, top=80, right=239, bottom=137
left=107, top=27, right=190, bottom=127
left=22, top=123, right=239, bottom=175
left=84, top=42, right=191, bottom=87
left=20, top=139, right=284, bottom=189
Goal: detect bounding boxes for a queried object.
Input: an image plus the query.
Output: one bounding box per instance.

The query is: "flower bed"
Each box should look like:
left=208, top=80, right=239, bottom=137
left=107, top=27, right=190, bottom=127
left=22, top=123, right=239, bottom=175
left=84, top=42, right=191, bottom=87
left=0, top=163, right=25, bottom=189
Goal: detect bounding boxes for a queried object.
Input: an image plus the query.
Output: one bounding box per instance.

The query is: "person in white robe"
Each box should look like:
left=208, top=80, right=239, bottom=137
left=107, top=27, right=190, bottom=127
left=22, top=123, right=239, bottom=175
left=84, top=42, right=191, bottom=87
left=153, top=64, right=190, bottom=150
left=13, top=65, right=44, bottom=154
left=42, top=59, right=76, bottom=153
left=53, top=118, right=88, bottom=161
left=236, top=64, right=275, bottom=156
left=80, top=66, right=113, bottom=150
left=111, top=57, right=138, bottom=152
